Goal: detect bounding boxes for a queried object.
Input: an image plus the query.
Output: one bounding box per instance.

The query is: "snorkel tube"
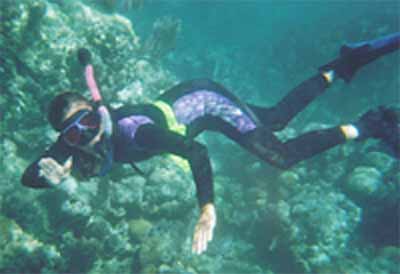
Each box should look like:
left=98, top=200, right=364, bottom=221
left=77, top=48, right=112, bottom=138
left=77, top=48, right=113, bottom=176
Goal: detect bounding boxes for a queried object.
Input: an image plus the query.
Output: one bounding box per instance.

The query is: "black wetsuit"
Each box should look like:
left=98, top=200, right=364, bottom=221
left=22, top=76, right=346, bottom=208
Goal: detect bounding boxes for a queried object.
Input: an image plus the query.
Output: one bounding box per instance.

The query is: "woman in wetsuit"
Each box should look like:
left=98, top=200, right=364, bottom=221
left=21, top=32, right=400, bottom=255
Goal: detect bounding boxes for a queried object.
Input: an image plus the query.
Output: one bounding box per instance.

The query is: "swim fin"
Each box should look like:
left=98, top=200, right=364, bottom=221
left=320, top=32, right=400, bottom=82
left=355, top=106, right=400, bottom=158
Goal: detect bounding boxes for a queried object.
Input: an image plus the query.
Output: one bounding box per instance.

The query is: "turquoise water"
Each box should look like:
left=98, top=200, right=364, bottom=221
left=131, top=1, right=399, bottom=120
left=1, top=0, right=399, bottom=273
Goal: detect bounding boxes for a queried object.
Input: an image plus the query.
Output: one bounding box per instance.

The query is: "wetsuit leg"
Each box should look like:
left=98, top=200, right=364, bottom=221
left=235, top=126, right=346, bottom=169
left=279, top=126, right=346, bottom=167
left=163, top=76, right=338, bottom=168
left=247, top=74, right=329, bottom=131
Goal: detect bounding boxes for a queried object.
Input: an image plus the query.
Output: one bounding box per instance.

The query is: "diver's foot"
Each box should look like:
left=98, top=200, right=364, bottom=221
left=355, top=106, right=400, bottom=157
left=319, top=44, right=370, bottom=83
left=320, top=33, right=400, bottom=83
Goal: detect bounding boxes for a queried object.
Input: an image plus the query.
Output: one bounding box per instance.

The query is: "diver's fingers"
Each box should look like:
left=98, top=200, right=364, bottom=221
left=38, top=165, right=49, bottom=178
left=38, top=157, right=52, bottom=169
left=38, top=157, right=69, bottom=185
left=39, top=166, right=61, bottom=185
left=201, top=225, right=212, bottom=254
left=47, top=160, right=64, bottom=178
left=199, top=229, right=206, bottom=254
left=198, top=229, right=205, bottom=254
left=206, top=225, right=213, bottom=249
left=39, top=158, right=56, bottom=176
left=192, top=212, right=217, bottom=255
left=40, top=158, right=61, bottom=173
left=193, top=233, right=198, bottom=254
left=63, top=156, right=73, bottom=172
left=40, top=157, right=72, bottom=176
left=192, top=227, right=200, bottom=254
left=206, top=223, right=213, bottom=242
left=203, top=232, right=209, bottom=253
left=192, top=224, right=214, bottom=254
left=192, top=224, right=207, bottom=255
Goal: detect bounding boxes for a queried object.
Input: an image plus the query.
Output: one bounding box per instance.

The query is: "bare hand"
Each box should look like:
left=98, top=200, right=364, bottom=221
left=192, top=203, right=216, bottom=255
left=38, top=156, right=73, bottom=186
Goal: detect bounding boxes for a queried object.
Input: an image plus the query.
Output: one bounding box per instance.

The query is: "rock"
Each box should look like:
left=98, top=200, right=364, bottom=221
left=142, top=16, right=182, bottom=59
left=61, top=195, right=92, bottom=217
left=86, top=216, right=113, bottom=239
left=365, top=151, right=395, bottom=173
left=275, top=200, right=291, bottom=225
left=324, top=162, right=347, bottom=183
left=110, top=176, right=145, bottom=205
left=88, top=258, right=135, bottom=274
left=128, top=218, right=153, bottom=241
left=0, top=215, right=62, bottom=272
left=345, top=166, right=383, bottom=201
left=270, top=187, right=361, bottom=272
left=141, top=264, right=158, bottom=274
left=278, top=170, right=300, bottom=187
left=1, top=139, right=28, bottom=185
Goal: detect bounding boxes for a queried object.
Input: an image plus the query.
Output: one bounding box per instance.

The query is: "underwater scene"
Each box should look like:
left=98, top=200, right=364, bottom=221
left=1, top=0, right=399, bottom=273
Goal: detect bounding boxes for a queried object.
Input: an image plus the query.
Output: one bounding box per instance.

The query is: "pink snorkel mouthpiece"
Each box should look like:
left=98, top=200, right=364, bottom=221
left=85, top=65, right=102, bottom=102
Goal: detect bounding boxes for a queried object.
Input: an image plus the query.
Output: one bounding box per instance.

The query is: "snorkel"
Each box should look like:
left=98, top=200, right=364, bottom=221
left=78, top=48, right=112, bottom=137
left=77, top=48, right=113, bottom=176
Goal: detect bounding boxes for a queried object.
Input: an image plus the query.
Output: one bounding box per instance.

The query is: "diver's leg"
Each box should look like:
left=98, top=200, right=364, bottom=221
left=277, top=127, right=347, bottom=168
left=247, top=74, right=329, bottom=131
left=234, top=126, right=345, bottom=169
left=237, top=106, right=399, bottom=169
left=279, top=105, right=400, bottom=166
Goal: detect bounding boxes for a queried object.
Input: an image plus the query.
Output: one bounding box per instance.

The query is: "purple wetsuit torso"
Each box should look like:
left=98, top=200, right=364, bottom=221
left=113, top=115, right=154, bottom=163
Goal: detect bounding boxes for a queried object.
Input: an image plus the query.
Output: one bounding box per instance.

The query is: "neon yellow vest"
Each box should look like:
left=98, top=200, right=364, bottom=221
left=153, top=100, right=187, bottom=135
left=153, top=100, right=190, bottom=172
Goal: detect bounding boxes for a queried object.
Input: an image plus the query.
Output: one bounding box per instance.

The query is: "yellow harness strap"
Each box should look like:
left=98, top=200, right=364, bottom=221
left=153, top=100, right=190, bottom=172
left=153, top=100, right=187, bottom=136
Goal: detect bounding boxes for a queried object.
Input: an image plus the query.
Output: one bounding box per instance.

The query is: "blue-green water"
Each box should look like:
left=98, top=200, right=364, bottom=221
left=1, top=0, right=399, bottom=273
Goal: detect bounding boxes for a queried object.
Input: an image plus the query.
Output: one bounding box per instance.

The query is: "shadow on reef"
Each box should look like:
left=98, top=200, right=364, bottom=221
left=251, top=216, right=305, bottom=274
left=360, top=202, right=400, bottom=247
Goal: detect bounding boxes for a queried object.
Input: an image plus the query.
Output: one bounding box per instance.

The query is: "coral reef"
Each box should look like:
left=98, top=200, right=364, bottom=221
left=0, top=215, right=63, bottom=273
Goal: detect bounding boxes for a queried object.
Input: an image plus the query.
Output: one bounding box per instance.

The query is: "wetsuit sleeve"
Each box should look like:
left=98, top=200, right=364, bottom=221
left=135, top=124, right=214, bottom=208
left=21, top=138, right=72, bottom=188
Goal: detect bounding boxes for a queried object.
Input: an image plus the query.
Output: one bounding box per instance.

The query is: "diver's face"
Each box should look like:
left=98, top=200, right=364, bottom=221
left=61, top=102, right=104, bottom=152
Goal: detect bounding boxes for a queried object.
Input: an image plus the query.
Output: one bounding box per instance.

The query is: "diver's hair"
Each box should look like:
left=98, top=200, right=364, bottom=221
left=47, top=92, right=90, bottom=131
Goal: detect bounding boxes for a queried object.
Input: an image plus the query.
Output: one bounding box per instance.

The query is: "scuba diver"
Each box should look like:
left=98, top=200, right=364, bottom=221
left=22, top=32, right=400, bottom=255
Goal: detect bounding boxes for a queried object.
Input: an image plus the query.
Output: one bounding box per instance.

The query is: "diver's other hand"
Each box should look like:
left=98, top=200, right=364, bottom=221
left=192, top=203, right=216, bottom=255
left=38, top=156, right=73, bottom=186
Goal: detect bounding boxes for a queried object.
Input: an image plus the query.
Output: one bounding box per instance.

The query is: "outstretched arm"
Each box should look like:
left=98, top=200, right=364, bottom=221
left=135, top=124, right=216, bottom=254
left=135, top=124, right=214, bottom=206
